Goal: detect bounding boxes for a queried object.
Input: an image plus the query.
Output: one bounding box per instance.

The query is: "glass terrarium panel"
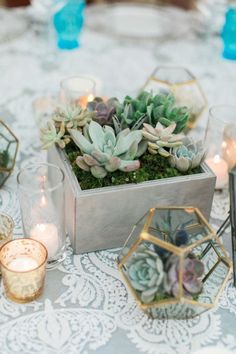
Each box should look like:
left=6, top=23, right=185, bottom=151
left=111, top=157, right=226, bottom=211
left=0, top=121, right=18, bottom=173
left=148, top=208, right=211, bottom=247
left=147, top=302, right=209, bottom=320
left=118, top=212, right=149, bottom=262
left=143, top=67, right=207, bottom=130
left=153, top=67, right=194, bottom=84
left=0, top=171, right=10, bottom=187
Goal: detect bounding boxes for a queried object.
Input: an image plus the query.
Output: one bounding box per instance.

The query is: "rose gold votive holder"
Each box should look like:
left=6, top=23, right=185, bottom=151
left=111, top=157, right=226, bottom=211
left=0, top=238, right=48, bottom=303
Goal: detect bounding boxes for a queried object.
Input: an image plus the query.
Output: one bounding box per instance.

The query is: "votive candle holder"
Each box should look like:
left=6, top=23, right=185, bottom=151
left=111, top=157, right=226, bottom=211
left=60, top=75, right=96, bottom=108
left=0, top=238, right=47, bottom=303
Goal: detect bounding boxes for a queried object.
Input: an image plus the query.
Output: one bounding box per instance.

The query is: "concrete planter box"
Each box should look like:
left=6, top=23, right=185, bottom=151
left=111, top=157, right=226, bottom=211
left=48, top=147, right=216, bottom=254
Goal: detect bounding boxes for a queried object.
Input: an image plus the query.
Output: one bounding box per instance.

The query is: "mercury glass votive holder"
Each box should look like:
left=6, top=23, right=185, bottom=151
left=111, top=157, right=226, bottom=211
left=0, top=238, right=47, bottom=303
left=60, top=75, right=96, bottom=108
left=205, top=105, right=236, bottom=190
left=0, top=213, right=14, bottom=248
left=17, top=163, right=66, bottom=269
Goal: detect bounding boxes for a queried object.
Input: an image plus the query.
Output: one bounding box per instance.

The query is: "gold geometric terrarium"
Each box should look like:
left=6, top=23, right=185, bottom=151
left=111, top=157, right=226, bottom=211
left=118, top=207, right=232, bottom=320
left=0, top=120, right=19, bottom=187
left=142, top=67, right=207, bottom=130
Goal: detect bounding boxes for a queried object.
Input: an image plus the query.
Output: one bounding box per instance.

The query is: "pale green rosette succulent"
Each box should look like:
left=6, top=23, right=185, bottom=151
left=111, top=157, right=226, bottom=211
left=126, top=245, right=164, bottom=304
left=169, top=137, right=205, bottom=172
left=40, top=104, right=95, bottom=149
left=69, top=121, right=144, bottom=179
left=142, top=122, right=184, bottom=157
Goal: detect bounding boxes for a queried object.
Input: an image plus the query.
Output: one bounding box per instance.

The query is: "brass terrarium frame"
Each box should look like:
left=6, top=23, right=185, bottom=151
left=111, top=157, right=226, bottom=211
left=142, top=66, right=208, bottom=130
left=118, top=207, right=232, bottom=317
left=0, top=120, right=19, bottom=187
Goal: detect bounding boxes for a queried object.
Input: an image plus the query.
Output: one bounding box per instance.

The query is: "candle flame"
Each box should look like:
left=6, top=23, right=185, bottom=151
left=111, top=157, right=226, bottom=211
left=213, top=155, right=221, bottom=164
left=87, top=94, right=94, bottom=103
left=40, top=195, right=47, bottom=207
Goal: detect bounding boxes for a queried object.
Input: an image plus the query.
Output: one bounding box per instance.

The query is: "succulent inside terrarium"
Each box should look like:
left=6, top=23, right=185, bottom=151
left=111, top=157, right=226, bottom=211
left=0, top=150, right=9, bottom=169
left=125, top=242, right=204, bottom=304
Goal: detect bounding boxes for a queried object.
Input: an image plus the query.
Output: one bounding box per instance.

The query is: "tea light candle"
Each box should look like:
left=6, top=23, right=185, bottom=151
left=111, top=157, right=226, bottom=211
left=206, top=155, right=228, bottom=189
left=30, top=223, right=59, bottom=259
left=77, top=94, right=94, bottom=109
left=7, top=256, right=38, bottom=272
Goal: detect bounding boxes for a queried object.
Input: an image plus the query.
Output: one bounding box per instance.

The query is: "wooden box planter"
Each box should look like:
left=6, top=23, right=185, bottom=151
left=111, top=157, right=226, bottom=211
left=48, top=146, right=216, bottom=254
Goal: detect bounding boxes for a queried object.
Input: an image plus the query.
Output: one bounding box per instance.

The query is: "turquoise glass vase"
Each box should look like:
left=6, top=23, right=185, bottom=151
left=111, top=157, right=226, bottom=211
left=53, top=0, right=85, bottom=50
left=222, top=7, right=236, bottom=60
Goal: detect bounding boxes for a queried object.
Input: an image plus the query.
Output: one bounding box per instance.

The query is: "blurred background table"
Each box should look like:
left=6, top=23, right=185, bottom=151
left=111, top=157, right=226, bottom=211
left=0, top=3, right=236, bottom=354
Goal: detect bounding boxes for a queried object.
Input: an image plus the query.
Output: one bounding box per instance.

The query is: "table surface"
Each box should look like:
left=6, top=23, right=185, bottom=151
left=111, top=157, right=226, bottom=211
left=0, top=5, right=236, bottom=354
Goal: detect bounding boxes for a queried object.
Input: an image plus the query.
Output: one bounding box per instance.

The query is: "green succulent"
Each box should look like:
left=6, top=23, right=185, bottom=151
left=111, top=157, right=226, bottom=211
left=69, top=121, right=143, bottom=179
left=142, top=122, right=184, bottom=157
left=53, top=104, right=94, bottom=129
left=0, top=150, right=9, bottom=169
left=87, top=97, right=119, bottom=126
left=126, top=244, right=164, bottom=304
left=40, top=104, right=95, bottom=150
left=169, top=137, right=205, bottom=172
left=164, top=254, right=204, bottom=298
left=114, top=91, right=189, bottom=133
left=40, top=121, right=70, bottom=149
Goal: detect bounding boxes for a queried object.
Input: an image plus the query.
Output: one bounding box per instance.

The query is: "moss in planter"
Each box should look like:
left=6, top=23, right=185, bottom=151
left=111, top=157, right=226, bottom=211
left=65, top=143, right=202, bottom=191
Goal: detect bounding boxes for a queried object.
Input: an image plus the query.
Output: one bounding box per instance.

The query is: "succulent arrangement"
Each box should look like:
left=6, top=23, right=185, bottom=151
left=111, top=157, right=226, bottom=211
left=41, top=91, right=206, bottom=188
left=126, top=243, right=204, bottom=304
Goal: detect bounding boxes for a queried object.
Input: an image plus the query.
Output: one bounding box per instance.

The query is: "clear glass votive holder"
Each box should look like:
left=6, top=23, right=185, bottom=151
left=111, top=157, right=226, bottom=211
left=205, top=105, right=236, bottom=190
left=17, top=163, right=66, bottom=269
left=60, top=75, right=96, bottom=108
left=0, top=238, right=47, bottom=303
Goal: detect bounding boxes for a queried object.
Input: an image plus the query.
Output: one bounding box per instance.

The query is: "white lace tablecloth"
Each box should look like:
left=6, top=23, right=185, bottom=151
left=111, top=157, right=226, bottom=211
left=0, top=6, right=236, bottom=354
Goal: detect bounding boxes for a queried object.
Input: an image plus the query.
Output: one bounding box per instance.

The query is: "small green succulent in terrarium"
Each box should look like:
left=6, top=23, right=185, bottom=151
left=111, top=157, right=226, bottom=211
left=0, top=150, right=9, bottom=169
left=126, top=244, right=164, bottom=304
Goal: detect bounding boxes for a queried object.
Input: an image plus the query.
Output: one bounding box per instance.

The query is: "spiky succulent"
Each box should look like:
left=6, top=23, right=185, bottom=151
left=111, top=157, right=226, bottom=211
left=114, top=91, right=189, bottom=133
left=164, top=254, right=204, bottom=298
left=169, top=137, right=205, bottom=172
left=69, top=121, right=143, bottom=179
left=87, top=97, right=119, bottom=126
left=0, top=150, right=9, bottom=169
left=142, top=122, right=184, bottom=157
left=126, top=244, right=164, bottom=304
left=40, top=104, right=95, bottom=149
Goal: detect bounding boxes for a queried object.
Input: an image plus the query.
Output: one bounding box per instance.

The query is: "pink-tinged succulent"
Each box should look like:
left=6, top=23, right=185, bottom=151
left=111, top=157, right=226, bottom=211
left=87, top=97, right=119, bottom=126
left=164, top=254, right=204, bottom=298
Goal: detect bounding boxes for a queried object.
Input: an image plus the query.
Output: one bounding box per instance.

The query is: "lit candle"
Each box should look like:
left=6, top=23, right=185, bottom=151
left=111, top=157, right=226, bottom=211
left=75, top=94, right=94, bottom=109
left=7, top=256, right=38, bottom=272
left=206, top=155, right=228, bottom=189
left=30, top=223, right=59, bottom=258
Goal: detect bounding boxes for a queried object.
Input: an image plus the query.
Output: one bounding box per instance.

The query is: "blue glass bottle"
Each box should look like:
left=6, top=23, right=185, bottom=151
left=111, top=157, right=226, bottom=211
left=53, top=0, right=85, bottom=50
left=222, top=7, right=236, bottom=60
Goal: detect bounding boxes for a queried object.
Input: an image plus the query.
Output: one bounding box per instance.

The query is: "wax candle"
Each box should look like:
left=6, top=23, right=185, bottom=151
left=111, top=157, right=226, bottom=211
left=7, top=256, right=38, bottom=272
left=30, top=223, right=59, bottom=258
left=206, top=155, right=228, bottom=189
